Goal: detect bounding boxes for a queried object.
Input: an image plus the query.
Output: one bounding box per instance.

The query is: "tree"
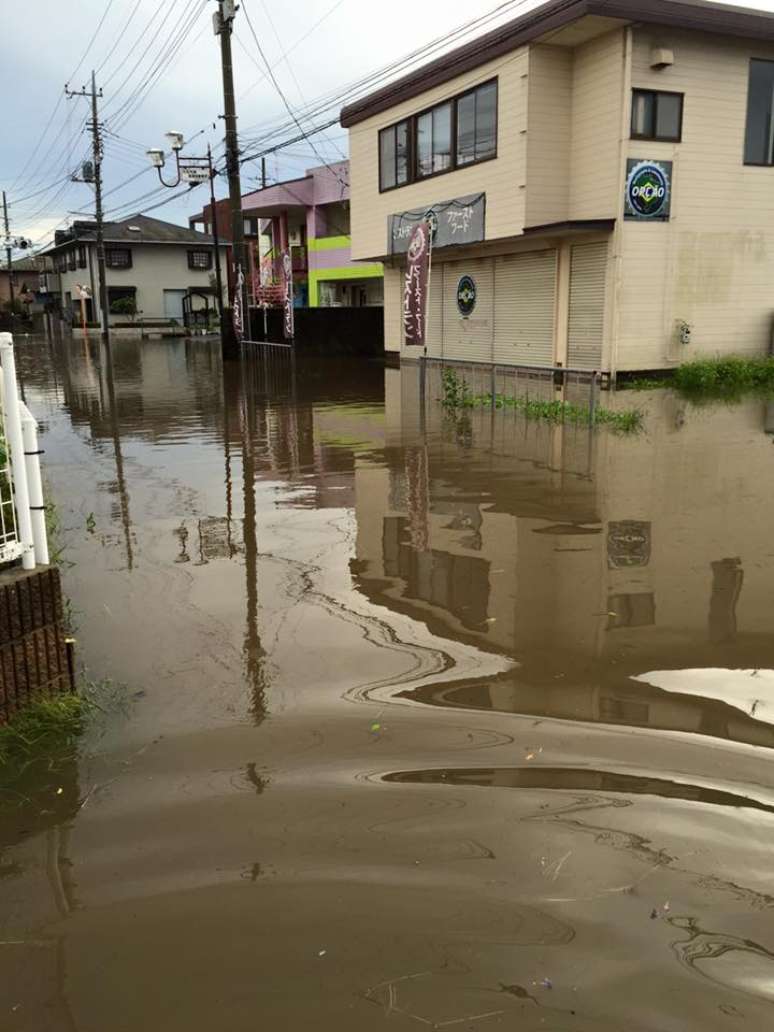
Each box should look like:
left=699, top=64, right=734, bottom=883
left=109, top=295, right=137, bottom=320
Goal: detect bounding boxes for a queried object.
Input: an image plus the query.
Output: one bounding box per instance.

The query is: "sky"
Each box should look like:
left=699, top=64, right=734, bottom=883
left=1, top=0, right=773, bottom=254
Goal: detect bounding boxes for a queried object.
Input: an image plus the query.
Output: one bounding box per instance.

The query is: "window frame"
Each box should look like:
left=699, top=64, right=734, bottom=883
left=630, top=88, right=684, bottom=143
left=105, top=247, right=133, bottom=270
left=188, top=249, right=213, bottom=271
left=378, top=78, right=499, bottom=194
left=378, top=119, right=412, bottom=193
left=744, top=58, right=774, bottom=167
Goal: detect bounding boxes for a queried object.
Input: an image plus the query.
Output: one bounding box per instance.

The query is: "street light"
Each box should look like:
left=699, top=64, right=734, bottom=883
left=147, top=133, right=226, bottom=345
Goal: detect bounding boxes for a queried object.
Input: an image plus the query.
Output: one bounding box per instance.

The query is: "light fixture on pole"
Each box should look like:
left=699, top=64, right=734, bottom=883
left=146, top=134, right=226, bottom=346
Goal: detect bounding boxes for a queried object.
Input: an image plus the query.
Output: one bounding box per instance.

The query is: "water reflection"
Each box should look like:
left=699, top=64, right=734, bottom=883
left=6, top=337, right=774, bottom=1030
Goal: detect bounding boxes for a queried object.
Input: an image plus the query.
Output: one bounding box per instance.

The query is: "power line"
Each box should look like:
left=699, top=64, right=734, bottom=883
left=96, top=0, right=146, bottom=76
left=240, top=0, right=349, bottom=192
left=67, top=0, right=119, bottom=86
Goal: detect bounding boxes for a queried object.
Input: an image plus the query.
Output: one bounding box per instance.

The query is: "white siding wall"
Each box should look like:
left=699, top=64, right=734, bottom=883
left=569, top=29, right=626, bottom=220
left=617, top=28, right=774, bottom=369
left=56, top=242, right=225, bottom=323
left=526, top=46, right=572, bottom=227
left=348, top=48, right=529, bottom=261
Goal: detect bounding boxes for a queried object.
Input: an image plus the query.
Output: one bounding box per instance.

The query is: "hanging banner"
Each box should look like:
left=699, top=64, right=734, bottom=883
left=232, top=265, right=245, bottom=341
left=282, top=250, right=294, bottom=340
left=403, top=220, right=432, bottom=348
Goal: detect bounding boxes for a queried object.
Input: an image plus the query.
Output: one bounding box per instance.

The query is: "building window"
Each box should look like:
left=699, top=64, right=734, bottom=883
left=417, top=102, right=452, bottom=177
left=78, top=245, right=87, bottom=269
left=188, top=250, right=213, bottom=271
left=456, top=81, right=498, bottom=166
left=745, top=59, right=774, bottom=165
left=67, top=250, right=77, bottom=271
left=105, top=248, right=132, bottom=269
left=631, top=89, right=683, bottom=142
left=379, top=120, right=410, bottom=191
left=378, top=80, right=498, bottom=192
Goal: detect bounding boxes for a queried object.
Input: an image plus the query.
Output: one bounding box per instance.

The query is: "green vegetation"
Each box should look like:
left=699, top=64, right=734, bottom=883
left=673, top=357, right=774, bottom=395
left=0, top=693, right=86, bottom=770
left=440, top=368, right=643, bottom=433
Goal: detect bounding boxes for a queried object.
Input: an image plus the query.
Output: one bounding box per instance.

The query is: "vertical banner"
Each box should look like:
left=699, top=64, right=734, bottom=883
left=282, top=250, right=294, bottom=341
left=403, top=220, right=431, bottom=348
left=232, top=265, right=245, bottom=341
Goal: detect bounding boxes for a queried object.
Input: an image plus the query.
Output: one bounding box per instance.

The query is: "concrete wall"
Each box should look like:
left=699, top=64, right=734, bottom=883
left=616, top=27, right=774, bottom=370
left=348, top=47, right=530, bottom=261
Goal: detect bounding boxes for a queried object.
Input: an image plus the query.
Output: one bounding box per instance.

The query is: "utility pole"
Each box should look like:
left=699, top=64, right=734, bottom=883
left=214, top=0, right=249, bottom=348
left=2, top=192, right=15, bottom=315
left=208, top=144, right=225, bottom=324
left=261, top=157, right=267, bottom=190
left=66, top=72, right=110, bottom=346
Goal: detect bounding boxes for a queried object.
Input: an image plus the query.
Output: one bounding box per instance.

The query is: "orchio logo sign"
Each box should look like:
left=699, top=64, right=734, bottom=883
left=625, top=160, right=672, bottom=221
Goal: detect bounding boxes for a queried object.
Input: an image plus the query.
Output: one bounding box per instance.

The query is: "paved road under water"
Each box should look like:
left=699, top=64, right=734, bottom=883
left=2, top=335, right=774, bottom=1030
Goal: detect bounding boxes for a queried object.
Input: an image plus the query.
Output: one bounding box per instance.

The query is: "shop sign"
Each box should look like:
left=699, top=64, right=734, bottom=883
left=625, top=160, right=672, bottom=221
left=403, top=221, right=432, bottom=347
left=389, top=193, right=485, bottom=255
left=456, top=275, right=477, bottom=317
left=282, top=251, right=294, bottom=340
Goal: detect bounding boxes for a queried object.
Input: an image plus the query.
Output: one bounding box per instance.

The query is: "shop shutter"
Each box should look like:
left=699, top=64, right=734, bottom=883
left=567, top=241, right=607, bottom=370
left=425, top=263, right=444, bottom=358
left=441, top=258, right=495, bottom=363
left=493, top=250, right=557, bottom=367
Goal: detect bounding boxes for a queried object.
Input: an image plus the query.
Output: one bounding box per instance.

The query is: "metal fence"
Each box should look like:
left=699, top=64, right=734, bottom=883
left=0, top=333, right=49, bottom=570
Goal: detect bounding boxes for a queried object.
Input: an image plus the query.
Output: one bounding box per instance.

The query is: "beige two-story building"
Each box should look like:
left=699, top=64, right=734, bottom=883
left=342, top=0, right=774, bottom=375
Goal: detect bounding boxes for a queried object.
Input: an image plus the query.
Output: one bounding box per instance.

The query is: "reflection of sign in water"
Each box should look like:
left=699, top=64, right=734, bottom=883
left=608, top=521, right=651, bottom=568
left=625, top=160, right=672, bottom=221
left=389, top=193, right=485, bottom=255
left=457, top=275, right=477, bottom=317
left=403, top=221, right=431, bottom=347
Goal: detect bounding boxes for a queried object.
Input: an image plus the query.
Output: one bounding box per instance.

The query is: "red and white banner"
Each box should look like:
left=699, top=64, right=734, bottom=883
left=232, top=266, right=245, bottom=341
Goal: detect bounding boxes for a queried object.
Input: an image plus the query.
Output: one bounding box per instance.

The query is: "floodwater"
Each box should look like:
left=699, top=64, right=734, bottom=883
left=2, top=335, right=774, bottom=1031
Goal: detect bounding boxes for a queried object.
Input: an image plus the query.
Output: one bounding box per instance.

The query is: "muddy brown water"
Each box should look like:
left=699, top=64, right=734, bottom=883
left=2, top=335, right=774, bottom=1030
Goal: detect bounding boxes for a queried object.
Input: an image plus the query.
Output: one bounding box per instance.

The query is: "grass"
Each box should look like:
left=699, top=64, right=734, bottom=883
left=673, top=357, right=774, bottom=395
left=0, top=693, right=87, bottom=769
left=440, top=369, right=643, bottom=433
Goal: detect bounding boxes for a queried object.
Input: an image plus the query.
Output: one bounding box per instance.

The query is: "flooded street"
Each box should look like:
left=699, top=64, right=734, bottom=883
left=3, top=336, right=774, bottom=1031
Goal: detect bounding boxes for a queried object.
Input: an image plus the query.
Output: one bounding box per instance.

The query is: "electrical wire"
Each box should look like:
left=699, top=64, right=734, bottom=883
left=96, top=0, right=146, bottom=76
left=239, top=0, right=349, bottom=191
left=67, top=0, right=119, bottom=87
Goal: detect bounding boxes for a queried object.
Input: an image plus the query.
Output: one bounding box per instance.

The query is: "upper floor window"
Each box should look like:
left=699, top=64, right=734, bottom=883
left=457, top=81, right=497, bottom=166
left=105, top=247, right=132, bottom=269
left=379, top=120, right=410, bottom=191
left=378, top=79, right=498, bottom=192
left=78, top=245, right=87, bottom=269
left=188, top=249, right=213, bottom=270
left=745, top=59, right=774, bottom=165
left=631, top=89, right=683, bottom=142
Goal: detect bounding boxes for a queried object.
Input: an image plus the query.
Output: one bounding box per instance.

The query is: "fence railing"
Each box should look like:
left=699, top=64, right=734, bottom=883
left=0, top=333, right=48, bottom=570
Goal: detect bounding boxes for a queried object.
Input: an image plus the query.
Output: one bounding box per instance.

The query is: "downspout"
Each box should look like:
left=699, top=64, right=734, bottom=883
left=609, top=25, right=633, bottom=383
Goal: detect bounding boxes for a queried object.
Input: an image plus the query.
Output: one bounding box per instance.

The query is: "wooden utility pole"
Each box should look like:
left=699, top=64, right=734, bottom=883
left=67, top=73, right=110, bottom=345
left=2, top=192, right=15, bottom=314
left=214, top=0, right=249, bottom=349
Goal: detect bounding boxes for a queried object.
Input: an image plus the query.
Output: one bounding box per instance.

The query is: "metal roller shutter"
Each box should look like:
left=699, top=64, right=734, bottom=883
left=425, top=262, right=444, bottom=358
left=442, top=258, right=495, bottom=363
left=493, top=250, right=557, bottom=367
left=567, top=241, right=608, bottom=371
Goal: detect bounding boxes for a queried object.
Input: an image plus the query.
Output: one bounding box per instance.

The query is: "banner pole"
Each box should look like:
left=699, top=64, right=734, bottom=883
left=424, top=226, right=434, bottom=363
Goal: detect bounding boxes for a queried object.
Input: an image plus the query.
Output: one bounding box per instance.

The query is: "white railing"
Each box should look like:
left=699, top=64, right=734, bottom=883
left=0, top=333, right=49, bottom=570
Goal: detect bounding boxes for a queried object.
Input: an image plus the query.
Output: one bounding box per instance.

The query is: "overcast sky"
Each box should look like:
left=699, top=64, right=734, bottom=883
left=2, top=0, right=773, bottom=252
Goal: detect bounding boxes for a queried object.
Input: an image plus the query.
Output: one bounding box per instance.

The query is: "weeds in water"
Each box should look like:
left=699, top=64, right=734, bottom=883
left=439, top=369, right=643, bottom=433
left=86, top=512, right=96, bottom=535
left=674, top=357, right=774, bottom=396
left=0, top=694, right=87, bottom=769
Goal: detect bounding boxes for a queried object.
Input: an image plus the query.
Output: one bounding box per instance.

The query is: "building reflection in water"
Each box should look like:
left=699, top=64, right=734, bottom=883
left=353, top=362, right=774, bottom=752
